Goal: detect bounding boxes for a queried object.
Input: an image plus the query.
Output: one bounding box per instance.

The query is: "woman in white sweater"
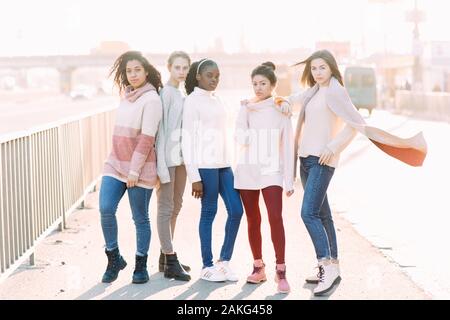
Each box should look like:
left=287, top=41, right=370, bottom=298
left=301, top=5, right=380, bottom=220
left=181, top=58, right=244, bottom=282
left=234, top=62, right=294, bottom=294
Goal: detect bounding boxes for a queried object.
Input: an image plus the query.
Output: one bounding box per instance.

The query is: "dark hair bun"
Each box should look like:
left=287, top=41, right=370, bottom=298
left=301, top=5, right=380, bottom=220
left=261, top=61, right=276, bottom=71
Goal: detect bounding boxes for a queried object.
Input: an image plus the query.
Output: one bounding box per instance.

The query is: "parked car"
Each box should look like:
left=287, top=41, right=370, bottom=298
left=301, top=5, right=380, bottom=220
left=70, top=85, right=96, bottom=100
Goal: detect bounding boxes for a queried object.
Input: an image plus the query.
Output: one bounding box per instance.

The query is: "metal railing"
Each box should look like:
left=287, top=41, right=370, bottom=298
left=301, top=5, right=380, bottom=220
left=0, top=106, right=116, bottom=281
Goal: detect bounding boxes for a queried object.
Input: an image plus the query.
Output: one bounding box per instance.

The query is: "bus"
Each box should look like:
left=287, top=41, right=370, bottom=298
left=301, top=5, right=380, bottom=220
left=343, top=66, right=377, bottom=115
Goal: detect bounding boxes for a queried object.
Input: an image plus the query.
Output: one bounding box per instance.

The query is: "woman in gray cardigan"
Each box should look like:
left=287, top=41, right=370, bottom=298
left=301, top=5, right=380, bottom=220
left=156, top=51, right=191, bottom=281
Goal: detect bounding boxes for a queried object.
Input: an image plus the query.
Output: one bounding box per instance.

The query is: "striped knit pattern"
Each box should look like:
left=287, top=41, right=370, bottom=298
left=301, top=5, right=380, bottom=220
left=103, top=90, right=163, bottom=189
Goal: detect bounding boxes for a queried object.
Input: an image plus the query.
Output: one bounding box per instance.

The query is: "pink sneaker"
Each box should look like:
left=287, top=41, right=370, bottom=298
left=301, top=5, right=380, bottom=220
left=246, top=263, right=267, bottom=284
left=274, top=267, right=290, bottom=294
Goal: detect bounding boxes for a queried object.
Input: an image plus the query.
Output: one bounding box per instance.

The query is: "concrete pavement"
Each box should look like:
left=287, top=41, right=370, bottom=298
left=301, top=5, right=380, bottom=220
left=328, top=110, right=450, bottom=299
left=0, top=175, right=430, bottom=300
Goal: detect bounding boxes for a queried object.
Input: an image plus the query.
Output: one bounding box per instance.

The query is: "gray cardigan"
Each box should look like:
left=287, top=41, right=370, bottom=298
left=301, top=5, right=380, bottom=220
left=156, top=83, right=185, bottom=184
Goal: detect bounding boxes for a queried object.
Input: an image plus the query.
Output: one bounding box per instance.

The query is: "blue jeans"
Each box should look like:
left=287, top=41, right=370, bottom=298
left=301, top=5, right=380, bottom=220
left=99, top=176, right=152, bottom=256
left=198, top=167, right=244, bottom=268
left=299, top=156, right=337, bottom=260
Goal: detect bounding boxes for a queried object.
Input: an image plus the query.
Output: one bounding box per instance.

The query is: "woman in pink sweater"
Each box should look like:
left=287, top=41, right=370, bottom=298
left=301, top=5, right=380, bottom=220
left=100, top=51, right=163, bottom=284
left=234, top=62, right=294, bottom=294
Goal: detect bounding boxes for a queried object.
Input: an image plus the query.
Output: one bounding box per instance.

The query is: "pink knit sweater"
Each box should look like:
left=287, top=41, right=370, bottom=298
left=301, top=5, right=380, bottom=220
left=103, top=85, right=163, bottom=189
left=234, top=97, right=294, bottom=191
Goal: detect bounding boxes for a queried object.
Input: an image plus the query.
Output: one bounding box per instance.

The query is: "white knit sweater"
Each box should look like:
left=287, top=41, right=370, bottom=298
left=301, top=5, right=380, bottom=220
left=181, top=87, right=231, bottom=183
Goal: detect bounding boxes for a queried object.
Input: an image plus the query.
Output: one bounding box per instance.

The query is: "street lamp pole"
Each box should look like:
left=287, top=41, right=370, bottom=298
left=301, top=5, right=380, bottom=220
left=408, top=0, right=425, bottom=91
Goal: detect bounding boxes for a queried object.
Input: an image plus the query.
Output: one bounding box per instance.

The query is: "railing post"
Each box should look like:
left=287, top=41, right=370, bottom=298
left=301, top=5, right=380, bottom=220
left=57, top=126, right=66, bottom=231
left=0, top=143, right=4, bottom=273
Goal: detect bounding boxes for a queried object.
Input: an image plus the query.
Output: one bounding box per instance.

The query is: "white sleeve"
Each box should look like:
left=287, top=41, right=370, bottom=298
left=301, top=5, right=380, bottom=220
left=181, top=97, right=202, bottom=183
left=234, top=104, right=250, bottom=146
left=282, top=116, right=294, bottom=191
left=326, top=124, right=357, bottom=155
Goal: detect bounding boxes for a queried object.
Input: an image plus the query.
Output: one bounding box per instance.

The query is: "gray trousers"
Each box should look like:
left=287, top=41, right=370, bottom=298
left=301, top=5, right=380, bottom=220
left=156, top=165, right=187, bottom=254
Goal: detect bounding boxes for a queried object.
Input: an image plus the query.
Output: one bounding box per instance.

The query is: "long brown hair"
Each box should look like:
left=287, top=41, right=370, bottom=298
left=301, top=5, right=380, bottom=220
left=109, top=51, right=163, bottom=94
left=293, top=50, right=344, bottom=87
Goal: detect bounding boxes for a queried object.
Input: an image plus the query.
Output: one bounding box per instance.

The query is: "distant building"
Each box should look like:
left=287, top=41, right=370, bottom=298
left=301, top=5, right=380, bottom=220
left=207, top=37, right=225, bottom=54
left=422, top=41, right=450, bottom=92
left=90, top=41, right=131, bottom=56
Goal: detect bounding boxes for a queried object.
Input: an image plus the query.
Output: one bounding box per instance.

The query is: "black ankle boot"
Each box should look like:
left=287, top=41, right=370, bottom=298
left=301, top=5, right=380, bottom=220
left=159, top=250, right=191, bottom=272
left=132, top=254, right=149, bottom=284
left=102, top=248, right=127, bottom=283
left=164, top=253, right=191, bottom=281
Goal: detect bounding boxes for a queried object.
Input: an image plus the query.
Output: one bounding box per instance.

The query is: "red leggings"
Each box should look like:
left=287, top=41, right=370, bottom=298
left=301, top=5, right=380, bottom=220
left=239, top=186, right=285, bottom=264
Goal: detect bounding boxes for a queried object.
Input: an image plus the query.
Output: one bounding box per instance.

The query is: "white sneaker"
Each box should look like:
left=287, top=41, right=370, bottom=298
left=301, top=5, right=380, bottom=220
left=313, top=260, right=341, bottom=296
left=216, top=261, right=239, bottom=282
left=332, top=260, right=341, bottom=278
left=200, top=266, right=227, bottom=282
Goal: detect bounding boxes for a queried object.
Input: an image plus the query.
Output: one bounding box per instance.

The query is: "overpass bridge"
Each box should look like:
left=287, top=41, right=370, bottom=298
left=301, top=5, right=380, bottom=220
left=0, top=51, right=307, bottom=94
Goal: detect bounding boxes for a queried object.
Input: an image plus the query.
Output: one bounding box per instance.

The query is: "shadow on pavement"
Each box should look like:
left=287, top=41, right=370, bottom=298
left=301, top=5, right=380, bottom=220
left=173, top=279, right=235, bottom=300
left=230, top=282, right=262, bottom=300
left=76, top=272, right=187, bottom=300
left=302, top=280, right=341, bottom=300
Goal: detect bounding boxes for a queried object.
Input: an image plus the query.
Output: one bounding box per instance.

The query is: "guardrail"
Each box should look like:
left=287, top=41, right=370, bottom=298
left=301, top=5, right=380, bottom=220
left=0, top=106, right=116, bottom=281
left=395, top=90, right=450, bottom=122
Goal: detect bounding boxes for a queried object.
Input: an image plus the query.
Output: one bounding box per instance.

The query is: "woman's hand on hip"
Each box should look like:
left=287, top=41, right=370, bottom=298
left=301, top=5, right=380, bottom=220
left=192, top=181, right=203, bottom=199
left=319, top=147, right=334, bottom=165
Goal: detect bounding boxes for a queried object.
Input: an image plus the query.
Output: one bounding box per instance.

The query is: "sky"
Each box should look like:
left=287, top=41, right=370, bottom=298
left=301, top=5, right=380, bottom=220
left=0, top=0, right=448, bottom=57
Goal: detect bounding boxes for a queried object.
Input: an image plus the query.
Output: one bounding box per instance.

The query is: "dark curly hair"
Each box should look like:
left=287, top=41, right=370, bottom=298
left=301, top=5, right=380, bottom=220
left=109, top=50, right=163, bottom=94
